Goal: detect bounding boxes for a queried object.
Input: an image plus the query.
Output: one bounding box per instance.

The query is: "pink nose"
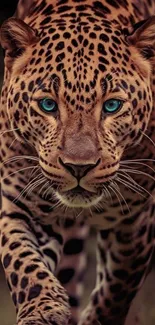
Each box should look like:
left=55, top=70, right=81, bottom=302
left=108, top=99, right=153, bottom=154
left=63, top=135, right=98, bottom=161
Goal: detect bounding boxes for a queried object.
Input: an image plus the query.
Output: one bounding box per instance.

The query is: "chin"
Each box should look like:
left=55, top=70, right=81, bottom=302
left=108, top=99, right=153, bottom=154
left=55, top=190, right=104, bottom=208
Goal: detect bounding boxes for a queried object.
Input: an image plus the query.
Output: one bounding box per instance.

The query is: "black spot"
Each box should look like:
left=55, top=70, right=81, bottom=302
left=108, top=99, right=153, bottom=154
left=14, top=93, right=20, bottom=103
left=21, top=81, right=25, bottom=90
left=28, top=80, right=34, bottom=91
left=83, top=39, right=89, bottom=47
left=14, top=110, right=20, bottom=122
left=40, top=37, right=50, bottom=46
left=22, top=92, right=28, bottom=103
left=3, top=178, right=11, bottom=185
left=99, top=56, right=109, bottom=64
left=52, top=33, right=60, bottom=41
left=98, top=64, right=106, bottom=72
left=98, top=43, right=107, bottom=55
left=1, top=234, right=8, bottom=246
left=14, top=259, right=23, bottom=270
left=112, top=35, right=121, bottom=44
left=63, top=239, right=84, bottom=255
left=18, top=291, right=26, bottom=304
left=57, top=268, right=75, bottom=284
left=105, top=298, right=111, bottom=307
left=10, top=272, right=18, bottom=286
left=12, top=292, right=17, bottom=306
left=56, top=52, right=65, bottom=62
left=43, top=248, right=58, bottom=264
left=93, top=1, right=111, bottom=14
left=113, top=269, right=128, bottom=280
left=100, top=33, right=109, bottom=42
left=3, top=253, right=12, bottom=268
left=55, top=41, right=65, bottom=51
left=37, top=271, right=49, bottom=280
left=89, top=32, right=96, bottom=39
left=69, top=295, right=79, bottom=307
left=93, top=292, right=99, bottom=305
left=63, top=218, right=75, bottom=228
left=63, top=32, right=71, bottom=39
left=72, top=39, right=78, bottom=47
left=39, top=49, right=44, bottom=56
left=9, top=241, right=21, bottom=250
left=121, top=80, right=128, bottom=89
left=114, top=290, right=127, bottom=302
left=25, top=264, right=39, bottom=273
left=57, top=5, right=72, bottom=13
left=100, top=229, right=111, bottom=239
left=57, top=63, right=64, bottom=71
left=19, top=251, right=34, bottom=258
left=21, top=276, right=28, bottom=289
left=40, top=16, right=51, bottom=25
left=28, top=284, right=42, bottom=301
left=110, top=283, right=122, bottom=293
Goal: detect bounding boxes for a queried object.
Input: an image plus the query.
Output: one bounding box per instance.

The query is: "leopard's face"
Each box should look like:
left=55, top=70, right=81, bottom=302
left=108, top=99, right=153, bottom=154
left=6, top=21, right=153, bottom=208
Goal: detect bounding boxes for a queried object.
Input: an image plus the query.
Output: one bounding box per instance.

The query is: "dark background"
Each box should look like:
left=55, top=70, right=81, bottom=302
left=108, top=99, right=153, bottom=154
left=0, top=1, right=18, bottom=17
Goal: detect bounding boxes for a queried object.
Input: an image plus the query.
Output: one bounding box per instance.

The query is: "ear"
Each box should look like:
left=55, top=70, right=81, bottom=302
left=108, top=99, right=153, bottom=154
left=126, top=16, right=155, bottom=60
left=0, top=17, right=38, bottom=70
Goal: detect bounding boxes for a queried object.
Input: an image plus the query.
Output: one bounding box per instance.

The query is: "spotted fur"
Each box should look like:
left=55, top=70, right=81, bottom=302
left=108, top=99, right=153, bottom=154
left=0, top=0, right=155, bottom=324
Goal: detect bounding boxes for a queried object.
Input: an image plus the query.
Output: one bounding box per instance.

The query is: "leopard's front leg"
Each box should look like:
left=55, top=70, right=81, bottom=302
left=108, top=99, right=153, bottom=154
left=0, top=206, right=71, bottom=325
left=79, top=206, right=154, bottom=325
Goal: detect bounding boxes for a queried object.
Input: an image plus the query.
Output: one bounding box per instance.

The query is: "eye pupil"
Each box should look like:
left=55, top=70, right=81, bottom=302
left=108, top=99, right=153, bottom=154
left=39, top=98, right=58, bottom=113
left=103, top=99, right=122, bottom=114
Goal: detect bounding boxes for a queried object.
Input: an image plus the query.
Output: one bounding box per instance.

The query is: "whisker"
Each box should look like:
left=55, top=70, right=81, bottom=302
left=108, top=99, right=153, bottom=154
left=26, top=177, right=46, bottom=198
left=108, top=184, right=125, bottom=215
left=117, top=171, right=144, bottom=190
left=2, top=165, right=39, bottom=180
left=0, top=128, right=19, bottom=136
left=121, top=158, right=155, bottom=163
left=116, top=176, right=146, bottom=198
left=103, top=184, right=113, bottom=204
left=43, top=182, right=53, bottom=200
left=3, top=155, right=39, bottom=165
left=75, top=209, right=83, bottom=219
left=43, top=183, right=56, bottom=201
left=140, top=130, right=155, bottom=148
left=13, top=173, right=43, bottom=203
left=8, top=137, right=18, bottom=149
left=120, top=161, right=155, bottom=173
left=49, top=199, right=64, bottom=211
left=120, top=168, right=155, bottom=182
left=28, top=165, right=40, bottom=180
left=39, top=181, right=49, bottom=196
left=42, top=181, right=52, bottom=199
left=89, top=207, right=94, bottom=218
left=117, top=171, right=153, bottom=198
left=111, top=181, right=131, bottom=213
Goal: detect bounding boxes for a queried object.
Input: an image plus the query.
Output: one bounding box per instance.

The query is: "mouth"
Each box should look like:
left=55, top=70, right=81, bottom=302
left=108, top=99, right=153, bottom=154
left=55, top=185, right=104, bottom=208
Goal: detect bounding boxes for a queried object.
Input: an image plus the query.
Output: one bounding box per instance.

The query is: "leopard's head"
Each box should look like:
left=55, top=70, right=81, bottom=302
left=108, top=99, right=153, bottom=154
left=1, top=13, right=155, bottom=208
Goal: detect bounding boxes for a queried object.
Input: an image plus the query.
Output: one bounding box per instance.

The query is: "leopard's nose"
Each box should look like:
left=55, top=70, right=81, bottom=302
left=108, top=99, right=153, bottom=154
left=59, top=157, right=100, bottom=180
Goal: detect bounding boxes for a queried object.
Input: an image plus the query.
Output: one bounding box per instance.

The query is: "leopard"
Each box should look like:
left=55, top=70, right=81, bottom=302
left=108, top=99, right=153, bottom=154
left=0, top=0, right=155, bottom=324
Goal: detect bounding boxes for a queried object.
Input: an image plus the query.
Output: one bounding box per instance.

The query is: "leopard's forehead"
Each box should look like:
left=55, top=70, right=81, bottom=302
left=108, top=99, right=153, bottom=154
left=23, top=0, right=134, bottom=83
left=19, top=20, right=132, bottom=110
left=12, top=0, right=148, bottom=115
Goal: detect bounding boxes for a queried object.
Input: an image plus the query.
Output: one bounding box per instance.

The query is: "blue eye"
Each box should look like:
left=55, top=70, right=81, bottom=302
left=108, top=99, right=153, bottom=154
left=39, top=98, right=58, bottom=113
left=103, top=99, right=122, bottom=114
